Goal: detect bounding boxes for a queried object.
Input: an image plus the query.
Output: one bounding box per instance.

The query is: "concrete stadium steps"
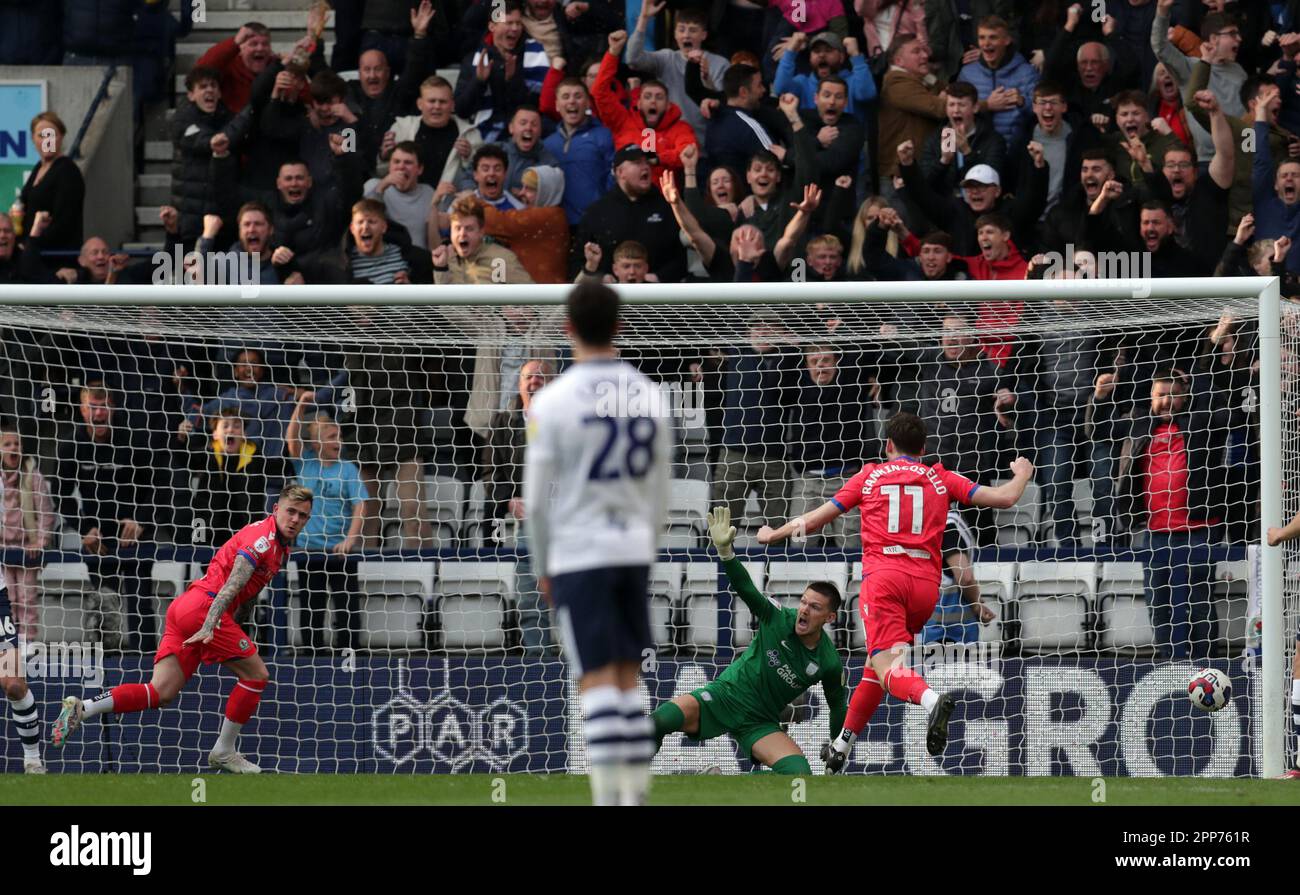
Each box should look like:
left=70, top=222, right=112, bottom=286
left=135, top=0, right=458, bottom=243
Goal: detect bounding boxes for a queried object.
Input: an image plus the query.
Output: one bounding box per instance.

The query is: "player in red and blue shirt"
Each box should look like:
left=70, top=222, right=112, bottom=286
left=758, top=412, right=1033, bottom=771
left=51, top=484, right=314, bottom=774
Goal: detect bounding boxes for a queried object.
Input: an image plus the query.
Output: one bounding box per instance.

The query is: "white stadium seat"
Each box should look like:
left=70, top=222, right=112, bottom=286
left=665, top=478, right=709, bottom=550
left=970, top=562, right=1016, bottom=644
left=1097, top=561, right=1152, bottom=650
left=683, top=562, right=722, bottom=648
left=462, top=480, right=488, bottom=547
left=424, top=475, right=466, bottom=548
left=1214, top=560, right=1251, bottom=650
left=847, top=562, right=864, bottom=648
left=358, top=561, right=435, bottom=650
left=436, top=560, right=516, bottom=650
left=1015, top=561, right=1097, bottom=653
left=38, top=563, right=92, bottom=643
left=992, top=480, right=1042, bottom=546
left=650, top=562, right=683, bottom=647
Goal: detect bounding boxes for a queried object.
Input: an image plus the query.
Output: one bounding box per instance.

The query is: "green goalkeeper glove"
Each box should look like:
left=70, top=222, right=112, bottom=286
left=707, top=506, right=737, bottom=560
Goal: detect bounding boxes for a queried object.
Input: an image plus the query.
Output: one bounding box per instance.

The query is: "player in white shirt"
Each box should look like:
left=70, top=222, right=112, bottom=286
left=523, top=280, right=672, bottom=806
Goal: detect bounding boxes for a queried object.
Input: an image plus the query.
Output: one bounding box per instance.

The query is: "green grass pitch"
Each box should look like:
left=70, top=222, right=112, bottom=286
left=2, top=775, right=1296, bottom=806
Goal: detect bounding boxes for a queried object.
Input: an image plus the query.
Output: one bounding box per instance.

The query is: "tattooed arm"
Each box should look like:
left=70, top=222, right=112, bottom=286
left=183, top=554, right=256, bottom=645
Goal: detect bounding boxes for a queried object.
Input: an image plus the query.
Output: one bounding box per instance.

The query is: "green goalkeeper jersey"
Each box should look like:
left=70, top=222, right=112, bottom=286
left=713, top=558, right=848, bottom=737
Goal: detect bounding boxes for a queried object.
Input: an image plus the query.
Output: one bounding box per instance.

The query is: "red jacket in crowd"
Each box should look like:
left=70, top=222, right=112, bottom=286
left=591, top=52, right=697, bottom=179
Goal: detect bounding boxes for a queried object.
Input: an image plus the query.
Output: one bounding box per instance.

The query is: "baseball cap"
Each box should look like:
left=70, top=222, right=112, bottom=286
left=961, top=164, right=1001, bottom=187
left=810, top=32, right=843, bottom=51
left=612, top=144, right=659, bottom=167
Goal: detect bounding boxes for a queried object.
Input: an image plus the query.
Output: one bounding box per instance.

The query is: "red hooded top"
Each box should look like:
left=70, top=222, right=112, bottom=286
left=590, top=51, right=698, bottom=180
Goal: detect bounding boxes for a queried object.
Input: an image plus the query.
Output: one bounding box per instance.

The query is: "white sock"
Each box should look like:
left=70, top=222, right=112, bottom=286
left=82, top=691, right=115, bottom=719
left=619, top=688, right=653, bottom=807
left=214, top=718, right=243, bottom=755
left=581, top=686, right=623, bottom=806
left=9, top=691, right=40, bottom=760
left=920, top=689, right=939, bottom=714
left=833, top=729, right=857, bottom=751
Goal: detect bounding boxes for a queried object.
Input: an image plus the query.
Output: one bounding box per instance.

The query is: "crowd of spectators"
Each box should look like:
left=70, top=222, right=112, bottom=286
left=0, top=0, right=1285, bottom=660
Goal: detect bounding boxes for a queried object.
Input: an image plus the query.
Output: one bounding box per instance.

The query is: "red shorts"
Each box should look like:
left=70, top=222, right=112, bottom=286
left=859, top=568, right=940, bottom=656
left=155, top=588, right=258, bottom=680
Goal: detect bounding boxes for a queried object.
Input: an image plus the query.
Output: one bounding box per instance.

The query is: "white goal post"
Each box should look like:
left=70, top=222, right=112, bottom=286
left=0, top=276, right=1287, bottom=777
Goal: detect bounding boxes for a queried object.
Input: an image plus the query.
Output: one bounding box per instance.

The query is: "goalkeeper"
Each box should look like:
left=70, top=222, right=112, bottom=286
left=650, top=507, right=847, bottom=774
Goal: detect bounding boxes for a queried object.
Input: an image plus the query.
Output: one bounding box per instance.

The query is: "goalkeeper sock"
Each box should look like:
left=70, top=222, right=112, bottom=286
left=619, top=688, right=654, bottom=807
left=843, top=668, right=884, bottom=736
left=86, top=683, right=158, bottom=717
left=8, top=690, right=40, bottom=760
left=651, top=701, right=686, bottom=751
left=581, top=686, right=623, bottom=806
left=771, top=754, right=811, bottom=775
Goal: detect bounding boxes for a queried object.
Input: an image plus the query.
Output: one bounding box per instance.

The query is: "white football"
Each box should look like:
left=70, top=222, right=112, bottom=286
left=1187, top=668, right=1231, bottom=713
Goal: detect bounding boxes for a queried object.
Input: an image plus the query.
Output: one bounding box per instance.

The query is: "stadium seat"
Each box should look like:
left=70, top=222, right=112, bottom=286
left=972, top=562, right=1016, bottom=645
left=650, top=562, right=683, bottom=647
left=765, top=560, right=849, bottom=610
left=358, top=561, right=435, bottom=650
left=992, top=480, right=1042, bottom=546
left=683, top=562, right=723, bottom=648
left=436, top=561, right=516, bottom=650
left=1097, top=561, right=1153, bottom=650
left=38, top=563, right=92, bottom=644
left=1015, top=561, right=1097, bottom=653
left=424, top=474, right=466, bottom=548
left=1071, top=478, right=1095, bottom=545
left=488, top=517, right=521, bottom=548
left=665, top=478, right=709, bottom=550
left=151, top=561, right=188, bottom=601
left=1213, top=560, right=1251, bottom=651
left=462, top=480, right=487, bottom=547
left=729, top=560, right=768, bottom=648
left=150, top=561, right=189, bottom=635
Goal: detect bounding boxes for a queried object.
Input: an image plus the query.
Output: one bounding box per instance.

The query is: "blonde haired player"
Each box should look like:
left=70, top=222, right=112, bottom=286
left=52, top=484, right=314, bottom=773
left=1266, top=513, right=1300, bottom=779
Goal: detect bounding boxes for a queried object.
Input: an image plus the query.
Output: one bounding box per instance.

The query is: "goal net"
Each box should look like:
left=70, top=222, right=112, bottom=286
left=0, top=280, right=1290, bottom=777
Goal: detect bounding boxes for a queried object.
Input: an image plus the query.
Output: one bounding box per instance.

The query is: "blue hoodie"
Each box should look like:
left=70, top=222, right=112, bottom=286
left=543, top=116, right=616, bottom=225
left=772, top=51, right=877, bottom=119
left=957, top=49, right=1040, bottom=144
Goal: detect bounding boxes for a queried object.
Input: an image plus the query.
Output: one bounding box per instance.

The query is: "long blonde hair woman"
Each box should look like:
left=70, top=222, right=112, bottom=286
left=846, top=195, right=901, bottom=277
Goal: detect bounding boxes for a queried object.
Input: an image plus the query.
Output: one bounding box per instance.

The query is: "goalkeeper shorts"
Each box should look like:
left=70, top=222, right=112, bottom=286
left=688, top=684, right=783, bottom=760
